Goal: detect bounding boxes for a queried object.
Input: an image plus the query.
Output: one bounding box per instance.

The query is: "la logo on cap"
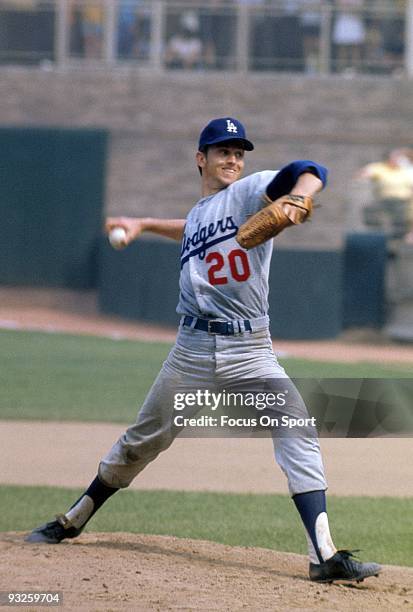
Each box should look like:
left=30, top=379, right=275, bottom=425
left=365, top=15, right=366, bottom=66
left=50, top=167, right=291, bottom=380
left=226, top=119, right=238, bottom=134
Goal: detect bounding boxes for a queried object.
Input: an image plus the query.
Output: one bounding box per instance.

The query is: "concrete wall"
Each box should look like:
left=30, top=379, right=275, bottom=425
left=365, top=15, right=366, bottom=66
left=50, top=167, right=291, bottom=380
left=1, top=67, right=412, bottom=248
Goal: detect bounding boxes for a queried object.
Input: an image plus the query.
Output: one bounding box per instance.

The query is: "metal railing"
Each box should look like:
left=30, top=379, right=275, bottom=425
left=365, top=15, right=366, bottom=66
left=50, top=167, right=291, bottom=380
left=0, top=0, right=411, bottom=76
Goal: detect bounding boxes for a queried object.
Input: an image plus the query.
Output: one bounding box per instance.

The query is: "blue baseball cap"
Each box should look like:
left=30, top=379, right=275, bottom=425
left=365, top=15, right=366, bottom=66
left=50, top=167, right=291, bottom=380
left=198, top=117, right=254, bottom=151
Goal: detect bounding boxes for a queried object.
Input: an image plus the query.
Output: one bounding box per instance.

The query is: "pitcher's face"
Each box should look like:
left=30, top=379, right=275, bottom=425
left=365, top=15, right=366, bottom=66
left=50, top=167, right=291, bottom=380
left=197, top=144, right=245, bottom=194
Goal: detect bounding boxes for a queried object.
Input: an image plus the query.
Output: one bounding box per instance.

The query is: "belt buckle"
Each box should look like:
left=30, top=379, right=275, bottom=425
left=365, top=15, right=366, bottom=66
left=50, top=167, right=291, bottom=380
left=207, top=319, right=226, bottom=335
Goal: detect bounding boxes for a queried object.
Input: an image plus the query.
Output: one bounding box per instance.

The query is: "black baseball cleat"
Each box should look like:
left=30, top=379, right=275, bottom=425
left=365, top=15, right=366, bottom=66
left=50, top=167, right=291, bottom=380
left=309, top=549, right=382, bottom=584
left=25, top=515, right=84, bottom=544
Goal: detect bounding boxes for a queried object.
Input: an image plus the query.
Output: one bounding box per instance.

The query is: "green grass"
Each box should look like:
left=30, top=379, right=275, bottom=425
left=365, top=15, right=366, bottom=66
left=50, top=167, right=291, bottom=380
left=0, top=329, right=172, bottom=422
left=0, top=329, right=412, bottom=423
left=1, top=485, right=412, bottom=567
left=1, top=331, right=411, bottom=566
left=278, top=357, right=413, bottom=378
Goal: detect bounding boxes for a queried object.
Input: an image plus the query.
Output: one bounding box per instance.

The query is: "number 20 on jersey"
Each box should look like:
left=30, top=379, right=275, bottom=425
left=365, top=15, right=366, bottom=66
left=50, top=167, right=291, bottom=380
left=206, top=249, right=251, bottom=285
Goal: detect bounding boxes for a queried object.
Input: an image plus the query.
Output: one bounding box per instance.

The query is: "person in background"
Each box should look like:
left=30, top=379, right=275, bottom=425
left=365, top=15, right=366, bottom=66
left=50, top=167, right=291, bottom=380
left=332, top=0, right=366, bottom=73
left=164, top=10, right=203, bottom=70
left=118, top=0, right=138, bottom=58
left=80, top=2, right=104, bottom=59
left=117, top=0, right=151, bottom=60
left=396, top=148, right=413, bottom=243
left=357, top=148, right=413, bottom=240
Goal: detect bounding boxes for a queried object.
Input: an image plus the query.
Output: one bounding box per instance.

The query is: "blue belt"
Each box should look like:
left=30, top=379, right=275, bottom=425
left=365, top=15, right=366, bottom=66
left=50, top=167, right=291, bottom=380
left=182, top=315, right=252, bottom=335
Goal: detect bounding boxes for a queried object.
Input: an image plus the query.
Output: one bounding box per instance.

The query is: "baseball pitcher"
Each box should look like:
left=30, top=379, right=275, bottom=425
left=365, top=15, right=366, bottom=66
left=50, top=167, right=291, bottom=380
left=26, top=118, right=381, bottom=584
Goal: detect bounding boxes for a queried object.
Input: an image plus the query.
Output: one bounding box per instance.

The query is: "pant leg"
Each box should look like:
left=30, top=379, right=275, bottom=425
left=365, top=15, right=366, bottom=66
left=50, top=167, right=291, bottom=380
left=262, top=376, right=327, bottom=496
left=99, top=364, right=182, bottom=488
left=273, top=435, right=327, bottom=496
left=99, top=327, right=216, bottom=488
left=215, top=330, right=327, bottom=496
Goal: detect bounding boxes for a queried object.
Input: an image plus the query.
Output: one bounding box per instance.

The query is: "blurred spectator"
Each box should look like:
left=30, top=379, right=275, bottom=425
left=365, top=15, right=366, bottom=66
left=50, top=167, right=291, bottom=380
left=118, top=1, right=138, bottom=58
left=165, top=11, right=203, bottom=70
left=357, top=149, right=413, bottom=240
left=118, top=0, right=151, bottom=60
left=332, top=0, right=366, bottom=72
left=69, top=2, right=84, bottom=57
left=81, top=3, right=104, bottom=59
left=397, top=148, right=413, bottom=243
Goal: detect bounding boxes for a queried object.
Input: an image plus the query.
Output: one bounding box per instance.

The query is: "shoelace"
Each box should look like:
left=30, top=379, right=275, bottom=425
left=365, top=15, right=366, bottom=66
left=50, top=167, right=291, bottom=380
left=336, top=549, right=361, bottom=560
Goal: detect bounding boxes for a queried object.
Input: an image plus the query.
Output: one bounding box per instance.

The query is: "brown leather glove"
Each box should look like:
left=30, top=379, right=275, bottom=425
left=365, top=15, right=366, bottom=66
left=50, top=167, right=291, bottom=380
left=236, top=194, right=313, bottom=250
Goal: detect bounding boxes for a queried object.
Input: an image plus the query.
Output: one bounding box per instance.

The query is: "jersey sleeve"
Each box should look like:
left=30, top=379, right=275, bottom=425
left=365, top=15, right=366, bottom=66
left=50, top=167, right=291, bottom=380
left=265, top=160, right=328, bottom=201
left=228, top=162, right=327, bottom=222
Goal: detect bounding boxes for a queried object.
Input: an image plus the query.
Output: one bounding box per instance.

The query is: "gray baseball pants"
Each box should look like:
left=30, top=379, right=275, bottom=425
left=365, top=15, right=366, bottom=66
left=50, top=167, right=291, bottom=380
left=99, top=324, right=327, bottom=496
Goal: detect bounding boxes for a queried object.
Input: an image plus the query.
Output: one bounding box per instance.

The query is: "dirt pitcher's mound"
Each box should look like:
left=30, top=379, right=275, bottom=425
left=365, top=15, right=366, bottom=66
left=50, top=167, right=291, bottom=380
left=1, top=533, right=412, bottom=611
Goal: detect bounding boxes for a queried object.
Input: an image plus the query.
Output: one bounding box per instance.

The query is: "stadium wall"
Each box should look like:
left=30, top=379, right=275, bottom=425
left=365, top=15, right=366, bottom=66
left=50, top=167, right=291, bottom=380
left=0, top=67, right=404, bottom=335
left=0, top=67, right=412, bottom=248
left=0, top=126, right=107, bottom=288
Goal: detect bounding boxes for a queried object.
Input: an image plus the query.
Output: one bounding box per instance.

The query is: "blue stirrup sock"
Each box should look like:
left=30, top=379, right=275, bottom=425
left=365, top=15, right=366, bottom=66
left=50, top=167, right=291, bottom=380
left=63, top=476, right=119, bottom=530
left=293, top=490, right=337, bottom=564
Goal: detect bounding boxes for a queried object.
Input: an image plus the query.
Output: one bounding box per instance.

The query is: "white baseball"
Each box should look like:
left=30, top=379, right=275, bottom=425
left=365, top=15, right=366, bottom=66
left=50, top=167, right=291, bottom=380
left=109, top=227, right=127, bottom=250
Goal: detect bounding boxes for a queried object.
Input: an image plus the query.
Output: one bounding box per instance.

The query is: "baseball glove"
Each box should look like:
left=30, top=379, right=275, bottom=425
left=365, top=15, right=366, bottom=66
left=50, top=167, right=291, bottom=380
left=236, top=194, right=313, bottom=250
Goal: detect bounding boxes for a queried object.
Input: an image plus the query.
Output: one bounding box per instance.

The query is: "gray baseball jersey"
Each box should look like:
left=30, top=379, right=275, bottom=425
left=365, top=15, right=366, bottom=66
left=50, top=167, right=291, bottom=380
left=99, top=168, right=327, bottom=497
left=178, top=170, right=277, bottom=320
